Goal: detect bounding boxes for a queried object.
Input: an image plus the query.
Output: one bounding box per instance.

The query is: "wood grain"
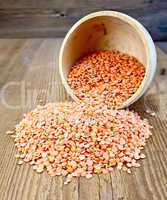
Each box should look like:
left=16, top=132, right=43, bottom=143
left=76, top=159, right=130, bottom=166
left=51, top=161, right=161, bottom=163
left=0, top=0, right=166, bottom=40
left=0, top=39, right=166, bottom=200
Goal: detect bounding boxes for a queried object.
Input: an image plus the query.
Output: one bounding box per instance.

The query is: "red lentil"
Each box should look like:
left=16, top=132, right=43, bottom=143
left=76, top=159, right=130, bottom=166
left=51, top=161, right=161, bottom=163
left=68, top=50, right=145, bottom=108
left=10, top=102, right=152, bottom=184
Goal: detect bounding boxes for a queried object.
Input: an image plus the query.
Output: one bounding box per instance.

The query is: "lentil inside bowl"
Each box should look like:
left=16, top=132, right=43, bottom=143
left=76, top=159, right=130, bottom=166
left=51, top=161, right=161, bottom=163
left=68, top=50, right=145, bottom=108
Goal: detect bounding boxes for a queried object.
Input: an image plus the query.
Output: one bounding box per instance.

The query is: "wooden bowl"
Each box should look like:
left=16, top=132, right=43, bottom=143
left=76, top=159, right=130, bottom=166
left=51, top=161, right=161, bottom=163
left=59, top=11, right=157, bottom=108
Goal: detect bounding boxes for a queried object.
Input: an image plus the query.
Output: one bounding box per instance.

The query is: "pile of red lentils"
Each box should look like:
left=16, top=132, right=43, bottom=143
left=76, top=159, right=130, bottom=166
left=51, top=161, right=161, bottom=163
left=8, top=50, right=153, bottom=185
left=68, top=50, right=145, bottom=108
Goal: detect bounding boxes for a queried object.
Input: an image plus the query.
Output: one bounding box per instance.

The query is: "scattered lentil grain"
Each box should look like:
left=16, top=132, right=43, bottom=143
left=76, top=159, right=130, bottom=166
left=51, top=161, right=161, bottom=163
left=6, top=130, right=14, bottom=135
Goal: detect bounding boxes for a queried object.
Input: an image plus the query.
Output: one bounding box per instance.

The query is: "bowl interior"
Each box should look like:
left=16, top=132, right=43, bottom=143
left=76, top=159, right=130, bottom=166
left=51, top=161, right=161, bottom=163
left=60, top=13, right=151, bottom=107
left=61, top=15, right=148, bottom=77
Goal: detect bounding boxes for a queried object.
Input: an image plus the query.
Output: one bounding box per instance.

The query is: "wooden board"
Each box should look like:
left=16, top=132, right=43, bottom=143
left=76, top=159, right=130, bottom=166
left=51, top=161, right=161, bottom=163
left=0, top=0, right=166, bottom=40
left=0, top=39, right=166, bottom=200
left=157, top=42, right=167, bottom=53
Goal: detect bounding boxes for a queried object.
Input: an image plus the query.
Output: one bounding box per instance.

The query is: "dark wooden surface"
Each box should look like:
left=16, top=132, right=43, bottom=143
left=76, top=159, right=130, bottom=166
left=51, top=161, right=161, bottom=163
left=0, top=0, right=166, bottom=40
left=157, top=42, right=167, bottom=53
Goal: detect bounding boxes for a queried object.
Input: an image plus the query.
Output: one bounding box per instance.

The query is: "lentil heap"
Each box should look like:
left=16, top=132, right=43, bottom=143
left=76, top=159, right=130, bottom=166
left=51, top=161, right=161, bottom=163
left=11, top=102, right=152, bottom=184
left=68, top=50, right=145, bottom=108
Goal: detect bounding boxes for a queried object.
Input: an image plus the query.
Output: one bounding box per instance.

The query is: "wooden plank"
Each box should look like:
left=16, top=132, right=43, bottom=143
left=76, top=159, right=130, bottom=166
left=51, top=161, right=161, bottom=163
left=0, top=0, right=165, bottom=9
left=79, top=175, right=100, bottom=200
left=156, top=42, right=167, bottom=54
left=0, top=39, right=166, bottom=200
left=0, top=0, right=166, bottom=39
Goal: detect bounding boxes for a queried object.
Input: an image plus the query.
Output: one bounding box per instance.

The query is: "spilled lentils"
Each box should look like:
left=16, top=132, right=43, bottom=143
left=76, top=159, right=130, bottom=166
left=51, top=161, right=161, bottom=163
left=68, top=50, right=145, bottom=108
left=10, top=102, right=152, bottom=184
left=8, top=50, right=152, bottom=184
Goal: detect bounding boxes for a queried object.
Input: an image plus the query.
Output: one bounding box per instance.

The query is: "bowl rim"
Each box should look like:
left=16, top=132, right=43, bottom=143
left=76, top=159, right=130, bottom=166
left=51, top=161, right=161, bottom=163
left=59, top=10, right=157, bottom=108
